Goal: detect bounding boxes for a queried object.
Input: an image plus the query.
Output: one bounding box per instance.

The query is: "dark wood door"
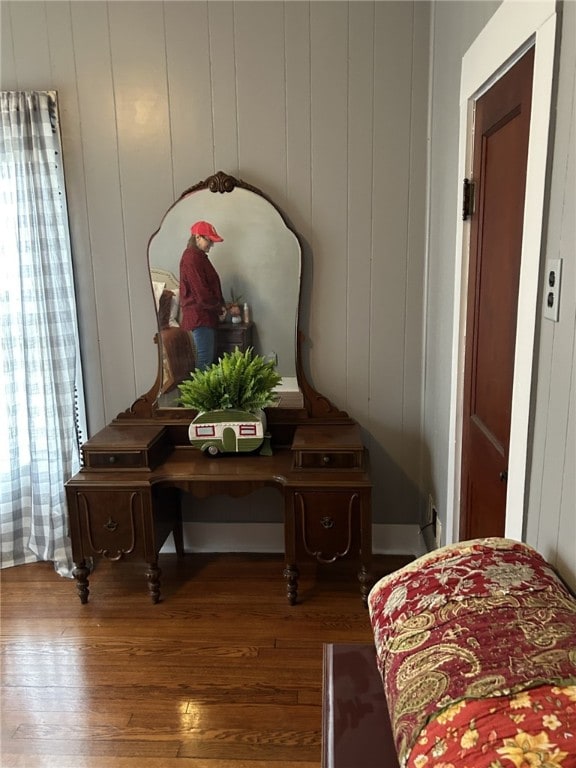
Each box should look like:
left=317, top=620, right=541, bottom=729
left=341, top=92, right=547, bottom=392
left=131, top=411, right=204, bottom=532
left=460, top=48, right=534, bottom=540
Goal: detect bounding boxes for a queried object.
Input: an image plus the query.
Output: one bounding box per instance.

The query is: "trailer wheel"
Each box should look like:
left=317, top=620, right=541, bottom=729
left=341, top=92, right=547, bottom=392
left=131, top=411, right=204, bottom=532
left=205, top=443, right=220, bottom=456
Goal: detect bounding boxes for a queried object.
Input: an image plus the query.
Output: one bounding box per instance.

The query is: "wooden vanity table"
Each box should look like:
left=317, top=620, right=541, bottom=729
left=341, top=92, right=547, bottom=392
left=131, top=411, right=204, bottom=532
left=65, top=172, right=372, bottom=606
left=66, top=420, right=372, bottom=605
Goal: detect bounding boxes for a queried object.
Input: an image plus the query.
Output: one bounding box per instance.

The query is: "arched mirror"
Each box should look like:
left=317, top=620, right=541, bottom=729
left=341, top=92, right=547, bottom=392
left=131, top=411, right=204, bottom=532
left=122, top=171, right=347, bottom=427
left=150, top=172, right=300, bottom=407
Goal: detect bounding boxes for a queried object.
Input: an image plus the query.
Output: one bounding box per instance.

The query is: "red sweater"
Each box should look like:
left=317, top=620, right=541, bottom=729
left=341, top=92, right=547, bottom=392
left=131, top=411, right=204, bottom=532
left=179, top=245, right=224, bottom=330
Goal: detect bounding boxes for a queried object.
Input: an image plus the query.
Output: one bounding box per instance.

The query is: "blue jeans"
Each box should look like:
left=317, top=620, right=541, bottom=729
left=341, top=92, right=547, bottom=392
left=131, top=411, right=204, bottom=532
left=191, top=327, right=216, bottom=371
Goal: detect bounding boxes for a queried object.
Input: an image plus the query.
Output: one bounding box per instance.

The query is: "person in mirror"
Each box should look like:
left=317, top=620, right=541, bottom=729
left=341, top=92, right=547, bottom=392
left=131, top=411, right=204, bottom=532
left=179, top=220, right=227, bottom=371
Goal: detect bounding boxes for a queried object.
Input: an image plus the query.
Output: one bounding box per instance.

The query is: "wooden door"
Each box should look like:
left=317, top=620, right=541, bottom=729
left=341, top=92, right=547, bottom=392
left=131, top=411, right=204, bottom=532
left=460, top=49, right=534, bottom=540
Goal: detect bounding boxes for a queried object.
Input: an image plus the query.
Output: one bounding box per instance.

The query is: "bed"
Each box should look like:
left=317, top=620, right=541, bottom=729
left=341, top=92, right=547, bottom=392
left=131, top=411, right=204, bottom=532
left=151, top=267, right=196, bottom=394
left=368, top=538, right=576, bottom=768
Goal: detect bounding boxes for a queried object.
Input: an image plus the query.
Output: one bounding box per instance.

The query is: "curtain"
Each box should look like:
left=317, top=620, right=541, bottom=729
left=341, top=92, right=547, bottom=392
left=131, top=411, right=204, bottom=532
left=0, top=91, right=85, bottom=577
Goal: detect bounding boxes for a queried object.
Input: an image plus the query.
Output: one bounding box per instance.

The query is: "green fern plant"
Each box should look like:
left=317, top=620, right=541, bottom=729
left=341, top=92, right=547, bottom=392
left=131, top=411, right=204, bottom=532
left=177, top=347, right=282, bottom=413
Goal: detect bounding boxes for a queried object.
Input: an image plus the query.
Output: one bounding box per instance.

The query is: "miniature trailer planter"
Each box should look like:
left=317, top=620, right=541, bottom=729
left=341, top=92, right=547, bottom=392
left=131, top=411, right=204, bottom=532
left=188, top=408, right=268, bottom=456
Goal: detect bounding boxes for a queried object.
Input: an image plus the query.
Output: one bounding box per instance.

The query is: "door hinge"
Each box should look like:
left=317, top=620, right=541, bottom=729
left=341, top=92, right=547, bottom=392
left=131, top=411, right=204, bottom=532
left=462, top=178, right=476, bottom=221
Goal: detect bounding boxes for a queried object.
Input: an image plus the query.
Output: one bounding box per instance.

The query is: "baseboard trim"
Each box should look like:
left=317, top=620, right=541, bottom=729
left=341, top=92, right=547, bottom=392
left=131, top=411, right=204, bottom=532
left=161, top=522, right=427, bottom=558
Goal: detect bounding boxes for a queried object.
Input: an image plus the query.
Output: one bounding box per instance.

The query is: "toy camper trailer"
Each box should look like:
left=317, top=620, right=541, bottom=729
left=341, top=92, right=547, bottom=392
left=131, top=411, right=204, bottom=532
left=188, top=409, right=266, bottom=456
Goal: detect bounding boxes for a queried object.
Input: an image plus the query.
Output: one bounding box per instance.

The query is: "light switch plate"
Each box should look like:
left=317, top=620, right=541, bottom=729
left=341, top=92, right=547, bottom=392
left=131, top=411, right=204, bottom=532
left=543, top=258, right=562, bottom=322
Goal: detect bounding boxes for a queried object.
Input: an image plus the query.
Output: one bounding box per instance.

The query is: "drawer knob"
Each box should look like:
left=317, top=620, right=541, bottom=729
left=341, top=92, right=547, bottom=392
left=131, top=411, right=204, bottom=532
left=104, top=517, right=118, bottom=532
left=322, top=455, right=331, bottom=465
left=321, top=516, right=334, bottom=529
left=108, top=455, right=117, bottom=464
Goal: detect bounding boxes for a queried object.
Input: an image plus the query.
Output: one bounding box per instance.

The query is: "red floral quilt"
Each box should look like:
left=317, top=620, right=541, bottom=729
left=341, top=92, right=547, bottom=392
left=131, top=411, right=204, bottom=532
left=408, top=683, right=576, bottom=768
left=368, top=538, right=576, bottom=767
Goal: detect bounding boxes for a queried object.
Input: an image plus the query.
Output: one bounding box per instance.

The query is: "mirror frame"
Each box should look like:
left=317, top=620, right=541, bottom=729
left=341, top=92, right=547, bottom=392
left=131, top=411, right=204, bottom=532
left=116, top=171, right=349, bottom=431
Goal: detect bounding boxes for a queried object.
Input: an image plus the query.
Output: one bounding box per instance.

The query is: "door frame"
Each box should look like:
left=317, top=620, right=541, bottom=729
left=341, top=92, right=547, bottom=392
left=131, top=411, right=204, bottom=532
left=447, top=0, right=557, bottom=544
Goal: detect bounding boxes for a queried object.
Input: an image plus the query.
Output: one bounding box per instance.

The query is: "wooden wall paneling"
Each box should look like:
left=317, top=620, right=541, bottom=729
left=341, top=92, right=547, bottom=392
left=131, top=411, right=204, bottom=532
left=164, top=1, right=215, bottom=197
left=346, top=1, right=375, bottom=427
left=403, top=3, right=429, bottom=489
left=235, top=2, right=287, bottom=195
left=308, top=2, right=349, bottom=407
left=3, top=1, right=49, bottom=89
left=422, top=4, right=462, bottom=525
left=70, top=2, right=133, bottom=426
left=284, top=2, right=312, bottom=361
left=552, top=37, right=575, bottom=577
left=532, top=304, right=575, bottom=571
left=0, top=3, right=17, bottom=88
left=524, top=333, right=553, bottom=547
left=45, top=2, right=105, bottom=434
left=370, top=0, right=413, bottom=431
left=424, top=5, right=468, bottom=522
left=108, top=1, right=173, bottom=403
left=556, top=365, right=575, bottom=577
left=526, top=3, right=575, bottom=577
left=207, top=1, right=239, bottom=175
left=369, top=1, right=414, bottom=520
left=284, top=2, right=312, bottom=236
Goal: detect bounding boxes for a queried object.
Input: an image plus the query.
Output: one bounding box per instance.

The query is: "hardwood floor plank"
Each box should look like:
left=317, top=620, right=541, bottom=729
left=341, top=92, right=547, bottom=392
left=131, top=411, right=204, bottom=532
left=2, top=711, right=131, bottom=729
left=1, top=639, right=264, bottom=662
left=3, top=665, right=325, bottom=687
left=2, top=738, right=181, bottom=757
left=1, top=684, right=300, bottom=711
left=1, top=553, right=410, bottom=766
left=3, top=757, right=319, bottom=768
left=129, top=703, right=320, bottom=730
left=175, top=727, right=320, bottom=761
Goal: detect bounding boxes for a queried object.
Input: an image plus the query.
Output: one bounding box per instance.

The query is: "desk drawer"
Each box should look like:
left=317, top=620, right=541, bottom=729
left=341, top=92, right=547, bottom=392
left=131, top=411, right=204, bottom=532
left=86, top=451, right=150, bottom=470
left=291, top=424, right=365, bottom=471
left=297, top=451, right=362, bottom=470
left=81, top=425, right=171, bottom=471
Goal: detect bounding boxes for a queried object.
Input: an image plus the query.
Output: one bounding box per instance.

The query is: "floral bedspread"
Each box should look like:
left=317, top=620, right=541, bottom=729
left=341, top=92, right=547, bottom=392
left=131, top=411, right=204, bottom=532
left=367, top=538, right=576, bottom=767
left=409, top=684, right=576, bottom=768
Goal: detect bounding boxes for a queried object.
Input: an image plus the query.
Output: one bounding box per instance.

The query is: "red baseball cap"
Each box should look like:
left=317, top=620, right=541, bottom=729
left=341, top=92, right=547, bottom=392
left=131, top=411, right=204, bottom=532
left=190, top=220, right=223, bottom=242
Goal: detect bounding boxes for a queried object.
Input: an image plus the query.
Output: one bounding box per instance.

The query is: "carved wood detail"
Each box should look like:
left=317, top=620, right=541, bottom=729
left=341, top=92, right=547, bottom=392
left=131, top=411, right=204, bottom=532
left=78, top=491, right=139, bottom=561
left=295, top=491, right=357, bottom=564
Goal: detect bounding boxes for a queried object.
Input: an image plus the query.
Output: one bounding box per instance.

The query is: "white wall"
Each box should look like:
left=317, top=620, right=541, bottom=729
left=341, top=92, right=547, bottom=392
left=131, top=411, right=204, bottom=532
left=0, top=1, right=430, bottom=530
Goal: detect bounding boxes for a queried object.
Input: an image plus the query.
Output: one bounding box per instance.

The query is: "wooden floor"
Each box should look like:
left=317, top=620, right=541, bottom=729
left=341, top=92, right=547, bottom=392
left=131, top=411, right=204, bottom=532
left=1, top=552, right=411, bottom=768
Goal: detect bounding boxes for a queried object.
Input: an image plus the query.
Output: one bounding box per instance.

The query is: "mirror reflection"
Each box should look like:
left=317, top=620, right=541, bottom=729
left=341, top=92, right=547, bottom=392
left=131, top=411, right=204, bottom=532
left=148, top=174, right=301, bottom=408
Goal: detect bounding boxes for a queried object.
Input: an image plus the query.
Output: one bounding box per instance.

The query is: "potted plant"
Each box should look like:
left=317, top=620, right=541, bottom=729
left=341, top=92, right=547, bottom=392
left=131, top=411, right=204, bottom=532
left=226, top=288, right=243, bottom=323
left=177, top=347, right=282, bottom=456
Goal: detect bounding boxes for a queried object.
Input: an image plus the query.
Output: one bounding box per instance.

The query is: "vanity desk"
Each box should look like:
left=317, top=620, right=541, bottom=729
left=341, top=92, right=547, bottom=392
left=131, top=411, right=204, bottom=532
left=66, top=420, right=372, bottom=605
left=65, top=172, right=372, bottom=606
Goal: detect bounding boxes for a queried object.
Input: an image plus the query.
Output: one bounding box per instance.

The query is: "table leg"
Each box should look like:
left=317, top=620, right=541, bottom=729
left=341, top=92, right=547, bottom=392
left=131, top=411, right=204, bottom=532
left=145, top=562, right=162, bottom=603
left=73, top=561, right=90, bottom=604
left=358, top=565, right=372, bottom=607
left=283, top=563, right=299, bottom=605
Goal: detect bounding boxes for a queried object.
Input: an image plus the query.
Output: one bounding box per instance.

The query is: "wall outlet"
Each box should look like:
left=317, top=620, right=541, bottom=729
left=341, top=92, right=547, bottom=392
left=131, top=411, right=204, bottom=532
left=543, top=258, right=562, bottom=322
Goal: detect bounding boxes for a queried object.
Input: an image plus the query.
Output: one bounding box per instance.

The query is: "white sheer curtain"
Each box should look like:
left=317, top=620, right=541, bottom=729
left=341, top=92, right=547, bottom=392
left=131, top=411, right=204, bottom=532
left=0, top=91, right=85, bottom=576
